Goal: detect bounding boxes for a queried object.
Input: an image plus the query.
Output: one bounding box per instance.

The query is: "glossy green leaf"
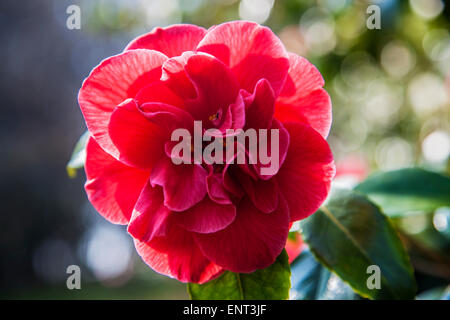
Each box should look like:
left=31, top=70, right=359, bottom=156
left=300, top=189, right=416, bottom=300
left=290, top=248, right=360, bottom=300
left=188, top=249, right=290, bottom=300
left=355, top=168, right=450, bottom=217
left=66, top=131, right=89, bottom=178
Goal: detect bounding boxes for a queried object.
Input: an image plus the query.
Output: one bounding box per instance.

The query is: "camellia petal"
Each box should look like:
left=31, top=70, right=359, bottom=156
left=197, top=21, right=290, bottom=95
left=183, top=53, right=240, bottom=122
left=127, top=182, right=171, bottom=243
left=206, top=171, right=233, bottom=205
left=244, top=78, right=276, bottom=130
left=237, top=173, right=279, bottom=214
left=125, top=24, right=207, bottom=58
left=108, top=99, right=165, bottom=170
left=84, top=138, right=150, bottom=224
left=253, top=119, right=290, bottom=180
left=134, top=82, right=184, bottom=108
left=276, top=122, right=335, bottom=221
left=275, top=88, right=332, bottom=139
left=161, top=52, right=198, bottom=101
left=134, top=224, right=224, bottom=284
left=139, top=102, right=195, bottom=135
left=173, top=196, right=236, bottom=233
left=150, top=157, right=208, bottom=212
left=276, top=53, right=331, bottom=138
left=194, top=196, right=290, bottom=273
left=79, top=49, right=167, bottom=158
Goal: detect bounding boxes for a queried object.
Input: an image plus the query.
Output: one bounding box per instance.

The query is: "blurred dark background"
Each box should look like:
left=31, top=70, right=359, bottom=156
left=0, top=0, right=449, bottom=299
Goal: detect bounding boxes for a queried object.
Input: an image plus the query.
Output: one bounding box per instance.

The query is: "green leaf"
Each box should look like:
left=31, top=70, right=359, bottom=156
left=290, top=249, right=329, bottom=300
left=300, top=189, right=416, bottom=300
left=291, top=248, right=361, bottom=300
left=355, top=168, right=450, bottom=217
left=188, top=249, right=291, bottom=300
left=66, top=131, right=89, bottom=178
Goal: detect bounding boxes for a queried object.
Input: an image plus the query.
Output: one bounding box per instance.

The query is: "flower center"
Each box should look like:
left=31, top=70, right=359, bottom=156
left=208, top=110, right=221, bottom=122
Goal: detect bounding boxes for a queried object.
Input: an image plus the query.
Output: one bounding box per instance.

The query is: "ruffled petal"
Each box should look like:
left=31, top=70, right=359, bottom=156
left=237, top=173, right=279, bottom=214
left=244, top=78, right=276, bottom=130
left=253, top=119, right=290, bottom=180
left=197, top=21, right=290, bottom=95
left=127, top=182, right=171, bottom=242
left=222, top=162, right=245, bottom=199
left=173, top=196, right=236, bottom=233
left=276, top=122, right=335, bottom=221
left=125, top=24, right=207, bottom=57
left=149, top=156, right=208, bottom=212
left=108, top=99, right=165, bottom=170
left=194, top=196, right=290, bottom=273
left=139, top=102, right=194, bottom=134
left=275, top=88, right=332, bottom=139
left=161, top=52, right=198, bottom=101
left=207, top=171, right=233, bottom=205
left=183, top=53, right=240, bottom=122
left=135, top=82, right=184, bottom=108
left=78, top=49, right=167, bottom=157
left=276, top=53, right=331, bottom=138
left=84, top=138, right=150, bottom=224
left=134, top=223, right=223, bottom=284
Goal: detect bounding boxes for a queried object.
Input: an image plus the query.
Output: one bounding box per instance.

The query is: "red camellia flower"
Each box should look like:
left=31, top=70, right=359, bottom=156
left=79, top=21, right=335, bottom=283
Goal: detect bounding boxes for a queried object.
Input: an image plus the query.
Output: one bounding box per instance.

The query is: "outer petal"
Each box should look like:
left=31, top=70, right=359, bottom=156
left=108, top=99, right=165, bottom=170
left=127, top=182, right=170, bottom=243
left=197, top=21, right=290, bottom=95
left=275, top=88, right=332, bottom=139
left=78, top=49, right=167, bottom=157
left=134, top=224, right=224, bottom=284
left=150, top=157, right=208, bottom=212
left=173, top=197, right=236, bottom=233
left=276, top=53, right=331, bottom=138
left=279, top=53, right=325, bottom=100
left=84, top=138, right=149, bottom=224
left=194, top=196, right=290, bottom=273
left=276, top=122, right=335, bottom=222
left=125, top=24, right=207, bottom=58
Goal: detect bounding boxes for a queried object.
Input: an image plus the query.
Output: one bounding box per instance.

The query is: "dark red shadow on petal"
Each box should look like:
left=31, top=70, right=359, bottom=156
left=194, top=196, right=290, bottom=273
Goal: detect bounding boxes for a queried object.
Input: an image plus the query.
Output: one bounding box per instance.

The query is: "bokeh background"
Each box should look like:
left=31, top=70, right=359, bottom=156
left=1, top=0, right=449, bottom=299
